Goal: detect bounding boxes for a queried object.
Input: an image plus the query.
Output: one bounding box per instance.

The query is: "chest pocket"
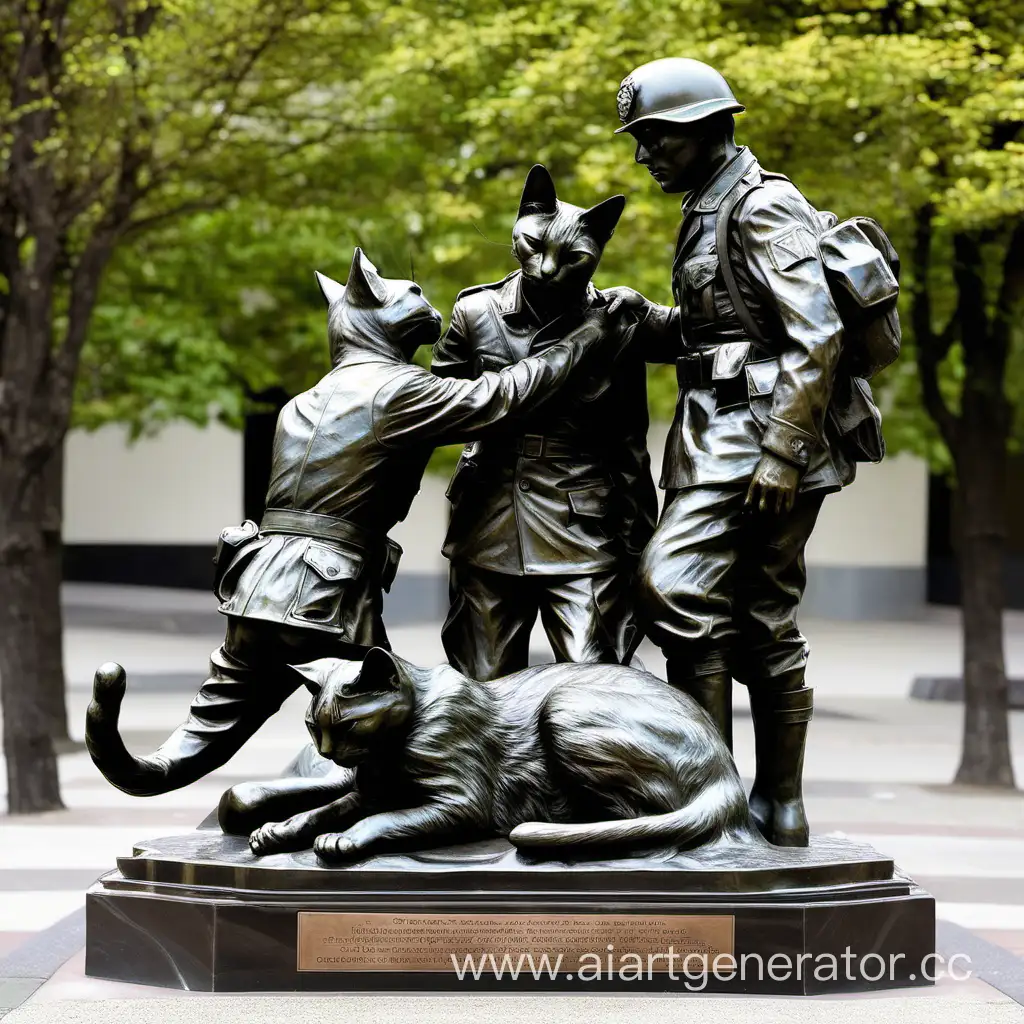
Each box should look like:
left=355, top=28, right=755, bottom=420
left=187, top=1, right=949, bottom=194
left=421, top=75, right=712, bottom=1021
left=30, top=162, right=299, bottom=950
left=292, top=540, right=364, bottom=626
left=682, top=255, right=719, bottom=320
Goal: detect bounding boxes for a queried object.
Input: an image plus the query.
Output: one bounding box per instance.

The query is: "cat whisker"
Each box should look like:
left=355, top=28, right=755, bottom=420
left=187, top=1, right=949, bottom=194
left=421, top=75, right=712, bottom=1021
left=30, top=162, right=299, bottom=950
left=470, top=222, right=512, bottom=248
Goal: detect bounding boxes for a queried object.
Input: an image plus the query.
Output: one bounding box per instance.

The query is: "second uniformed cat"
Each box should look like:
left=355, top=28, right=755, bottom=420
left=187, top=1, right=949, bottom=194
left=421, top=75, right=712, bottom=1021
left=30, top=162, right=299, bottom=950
left=432, top=165, right=657, bottom=681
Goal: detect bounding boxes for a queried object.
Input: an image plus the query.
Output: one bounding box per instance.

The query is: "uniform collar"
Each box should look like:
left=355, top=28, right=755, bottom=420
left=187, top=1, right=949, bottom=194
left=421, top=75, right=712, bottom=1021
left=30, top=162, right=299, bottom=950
left=498, top=270, right=598, bottom=324
left=680, top=146, right=758, bottom=216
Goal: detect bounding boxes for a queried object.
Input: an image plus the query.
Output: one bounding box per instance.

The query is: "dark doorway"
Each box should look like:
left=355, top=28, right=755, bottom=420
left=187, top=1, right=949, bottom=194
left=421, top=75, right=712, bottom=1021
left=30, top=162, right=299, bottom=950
left=927, top=454, right=1024, bottom=608
left=244, top=387, right=291, bottom=523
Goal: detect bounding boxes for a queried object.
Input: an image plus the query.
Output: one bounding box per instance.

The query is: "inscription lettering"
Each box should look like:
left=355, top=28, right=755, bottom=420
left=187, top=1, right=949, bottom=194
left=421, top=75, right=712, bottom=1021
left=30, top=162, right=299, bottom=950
left=297, top=912, right=734, bottom=973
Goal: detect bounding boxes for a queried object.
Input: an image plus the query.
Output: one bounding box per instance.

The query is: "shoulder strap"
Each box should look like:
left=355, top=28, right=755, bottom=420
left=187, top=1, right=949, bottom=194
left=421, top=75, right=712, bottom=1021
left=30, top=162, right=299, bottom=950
left=716, top=169, right=767, bottom=345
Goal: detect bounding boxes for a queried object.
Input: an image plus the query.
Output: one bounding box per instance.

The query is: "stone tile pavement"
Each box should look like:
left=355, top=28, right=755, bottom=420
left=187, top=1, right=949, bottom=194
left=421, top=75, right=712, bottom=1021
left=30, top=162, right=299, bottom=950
left=2, top=583, right=1024, bottom=1020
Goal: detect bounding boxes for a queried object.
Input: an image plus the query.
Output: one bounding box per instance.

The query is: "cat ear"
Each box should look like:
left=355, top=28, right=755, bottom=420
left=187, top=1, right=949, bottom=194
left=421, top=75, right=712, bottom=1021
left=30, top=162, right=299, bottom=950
left=314, top=271, right=345, bottom=307
left=355, top=646, right=401, bottom=694
left=345, top=247, right=389, bottom=307
left=580, top=195, right=626, bottom=247
left=518, top=164, right=558, bottom=218
left=291, top=660, right=330, bottom=697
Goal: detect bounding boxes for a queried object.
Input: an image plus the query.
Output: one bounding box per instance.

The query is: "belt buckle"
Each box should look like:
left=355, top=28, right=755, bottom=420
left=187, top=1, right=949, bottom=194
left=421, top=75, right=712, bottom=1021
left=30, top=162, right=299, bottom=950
left=520, top=434, right=544, bottom=458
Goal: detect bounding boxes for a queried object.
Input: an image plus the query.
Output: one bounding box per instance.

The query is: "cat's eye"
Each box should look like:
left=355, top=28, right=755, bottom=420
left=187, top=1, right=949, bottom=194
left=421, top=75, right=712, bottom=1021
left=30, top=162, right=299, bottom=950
left=520, top=235, right=543, bottom=249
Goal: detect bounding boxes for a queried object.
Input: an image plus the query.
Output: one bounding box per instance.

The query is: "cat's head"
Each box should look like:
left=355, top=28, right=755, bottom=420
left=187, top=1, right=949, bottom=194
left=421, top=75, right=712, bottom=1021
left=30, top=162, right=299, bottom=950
left=512, top=165, right=625, bottom=297
left=292, top=648, right=413, bottom=768
left=315, top=248, right=442, bottom=365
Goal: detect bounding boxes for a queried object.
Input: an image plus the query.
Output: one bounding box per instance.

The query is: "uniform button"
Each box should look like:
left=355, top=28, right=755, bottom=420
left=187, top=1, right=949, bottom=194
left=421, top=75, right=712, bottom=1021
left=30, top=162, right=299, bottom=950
left=518, top=479, right=531, bottom=492
left=325, top=565, right=339, bottom=577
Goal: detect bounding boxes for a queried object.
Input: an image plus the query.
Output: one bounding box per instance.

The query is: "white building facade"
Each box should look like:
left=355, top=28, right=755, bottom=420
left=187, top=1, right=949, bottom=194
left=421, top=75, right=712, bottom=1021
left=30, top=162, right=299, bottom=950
left=62, top=420, right=956, bottom=622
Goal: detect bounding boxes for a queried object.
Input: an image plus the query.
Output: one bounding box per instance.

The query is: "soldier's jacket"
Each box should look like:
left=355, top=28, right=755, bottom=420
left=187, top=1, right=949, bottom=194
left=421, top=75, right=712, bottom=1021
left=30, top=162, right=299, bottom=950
left=638, top=146, right=879, bottom=492
left=432, top=271, right=657, bottom=575
left=216, top=331, right=600, bottom=644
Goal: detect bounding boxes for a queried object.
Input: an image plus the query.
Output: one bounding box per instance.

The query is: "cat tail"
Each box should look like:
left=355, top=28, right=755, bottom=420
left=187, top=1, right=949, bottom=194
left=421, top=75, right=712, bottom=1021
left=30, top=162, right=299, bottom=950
left=86, top=657, right=283, bottom=797
left=509, top=779, right=748, bottom=851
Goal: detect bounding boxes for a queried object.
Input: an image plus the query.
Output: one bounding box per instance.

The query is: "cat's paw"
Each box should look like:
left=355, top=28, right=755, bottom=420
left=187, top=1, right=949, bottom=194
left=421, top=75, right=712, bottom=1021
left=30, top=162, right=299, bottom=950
left=249, top=822, right=289, bottom=856
left=313, top=832, right=358, bottom=862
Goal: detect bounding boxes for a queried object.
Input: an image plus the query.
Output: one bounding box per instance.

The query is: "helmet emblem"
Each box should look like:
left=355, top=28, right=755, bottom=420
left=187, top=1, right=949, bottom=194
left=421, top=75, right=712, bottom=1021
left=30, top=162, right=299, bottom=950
left=617, top=76, right=637, bottom=123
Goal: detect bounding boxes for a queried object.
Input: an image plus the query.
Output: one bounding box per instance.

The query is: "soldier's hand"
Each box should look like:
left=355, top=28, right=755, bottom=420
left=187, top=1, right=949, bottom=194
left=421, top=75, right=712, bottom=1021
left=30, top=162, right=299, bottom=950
left=745, top=452, right=801, bottom=514
left=604, top=286, right=650, bottom=319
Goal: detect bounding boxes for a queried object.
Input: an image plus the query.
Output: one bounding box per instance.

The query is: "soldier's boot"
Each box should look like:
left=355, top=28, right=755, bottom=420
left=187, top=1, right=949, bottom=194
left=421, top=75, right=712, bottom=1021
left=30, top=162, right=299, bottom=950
left=748, top=684, right=814, bottom=847
left=666, top=658, right=733, bottom=751
left=86, top=645, right=292, bottom=797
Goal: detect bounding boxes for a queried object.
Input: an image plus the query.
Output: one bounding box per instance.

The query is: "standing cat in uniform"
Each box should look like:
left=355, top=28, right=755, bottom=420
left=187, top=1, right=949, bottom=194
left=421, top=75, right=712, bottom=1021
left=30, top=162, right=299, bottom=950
left=432, top=165, right=657, bottom=681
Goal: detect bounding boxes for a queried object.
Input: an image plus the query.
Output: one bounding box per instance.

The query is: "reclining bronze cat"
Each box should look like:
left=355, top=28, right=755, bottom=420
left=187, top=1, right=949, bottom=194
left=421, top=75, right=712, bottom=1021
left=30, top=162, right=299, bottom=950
left=217, top=648, right=767, bottom=863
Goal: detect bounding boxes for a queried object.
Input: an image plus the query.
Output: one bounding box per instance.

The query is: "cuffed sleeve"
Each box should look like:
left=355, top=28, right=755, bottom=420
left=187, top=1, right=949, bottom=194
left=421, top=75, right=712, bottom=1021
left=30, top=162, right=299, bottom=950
left=759, top=416, right=816, bottom=468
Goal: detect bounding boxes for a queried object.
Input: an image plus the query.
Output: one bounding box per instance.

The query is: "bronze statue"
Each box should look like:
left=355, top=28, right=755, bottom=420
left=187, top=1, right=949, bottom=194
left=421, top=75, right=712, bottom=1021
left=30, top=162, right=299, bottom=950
left=86, top=247, right=630, bottom=797
left=220, top=648, right=758, bottom=862
left=79, top=69, right=930, bottom=1001
left=432, top=165, right=657, bottom=679
left=609, top=58, right=899, bottom=847
left=85, top=67, right=899, bottom=854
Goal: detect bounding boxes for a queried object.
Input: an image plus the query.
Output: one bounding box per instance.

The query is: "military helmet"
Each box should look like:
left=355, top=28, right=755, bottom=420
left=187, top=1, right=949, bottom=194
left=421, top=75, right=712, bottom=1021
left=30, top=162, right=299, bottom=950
left=615, top=58, right=744, bottom=135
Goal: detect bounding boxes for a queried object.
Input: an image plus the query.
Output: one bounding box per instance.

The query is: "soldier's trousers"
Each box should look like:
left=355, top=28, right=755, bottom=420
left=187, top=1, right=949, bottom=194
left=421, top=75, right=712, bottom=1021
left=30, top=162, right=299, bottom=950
left=442, top=564, right=635, bottom=681
left=636, top=484, right=825, bottom=687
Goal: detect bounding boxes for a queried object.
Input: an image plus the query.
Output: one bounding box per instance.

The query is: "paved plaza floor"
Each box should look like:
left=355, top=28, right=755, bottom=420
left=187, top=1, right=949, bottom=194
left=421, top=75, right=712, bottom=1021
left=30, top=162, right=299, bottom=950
left=2, top=582, right=1024, bottom=1021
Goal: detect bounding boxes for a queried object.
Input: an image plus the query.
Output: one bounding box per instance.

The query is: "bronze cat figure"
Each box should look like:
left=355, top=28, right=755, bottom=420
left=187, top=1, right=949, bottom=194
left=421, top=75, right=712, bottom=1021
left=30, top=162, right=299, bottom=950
left=220, top=648, right=762, bottom=862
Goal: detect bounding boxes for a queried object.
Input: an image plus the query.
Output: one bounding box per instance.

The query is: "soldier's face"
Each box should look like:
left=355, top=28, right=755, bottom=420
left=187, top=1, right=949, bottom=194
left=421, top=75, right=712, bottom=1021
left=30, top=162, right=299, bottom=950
left=631, top=124, right=707, bottom=193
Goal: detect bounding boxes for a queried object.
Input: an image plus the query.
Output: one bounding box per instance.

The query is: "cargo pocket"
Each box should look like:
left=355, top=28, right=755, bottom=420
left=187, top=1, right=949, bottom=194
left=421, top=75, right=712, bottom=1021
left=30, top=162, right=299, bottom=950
left=291, top=540, right=364, bottom=626
left=215, top=535, right=270, bottom=603
left=568, top=486, right=610, bottom=528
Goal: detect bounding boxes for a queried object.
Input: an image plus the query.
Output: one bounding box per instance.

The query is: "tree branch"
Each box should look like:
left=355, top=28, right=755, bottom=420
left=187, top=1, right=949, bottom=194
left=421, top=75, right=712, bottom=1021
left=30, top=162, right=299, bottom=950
left=122, top=197, right=224, bottom=237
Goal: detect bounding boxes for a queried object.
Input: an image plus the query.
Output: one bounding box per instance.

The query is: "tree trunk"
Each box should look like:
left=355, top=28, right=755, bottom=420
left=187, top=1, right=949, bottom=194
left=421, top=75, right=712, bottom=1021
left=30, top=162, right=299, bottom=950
left=952, top=413, right=1015, bottom=787
left=0, top=469, right=64, bottom=813
left=37, top=442, right=69, bottom=745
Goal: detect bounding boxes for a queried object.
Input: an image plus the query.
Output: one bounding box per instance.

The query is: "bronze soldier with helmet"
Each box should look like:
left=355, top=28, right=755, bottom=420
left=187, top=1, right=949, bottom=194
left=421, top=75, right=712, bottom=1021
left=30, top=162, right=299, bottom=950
left=608, top=58, right=895, bottom=847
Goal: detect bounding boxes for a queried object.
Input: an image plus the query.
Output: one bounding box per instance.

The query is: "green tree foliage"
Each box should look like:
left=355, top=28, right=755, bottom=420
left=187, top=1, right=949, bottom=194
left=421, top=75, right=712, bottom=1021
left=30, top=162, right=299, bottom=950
left=90, top=1, right=1023, bottom=447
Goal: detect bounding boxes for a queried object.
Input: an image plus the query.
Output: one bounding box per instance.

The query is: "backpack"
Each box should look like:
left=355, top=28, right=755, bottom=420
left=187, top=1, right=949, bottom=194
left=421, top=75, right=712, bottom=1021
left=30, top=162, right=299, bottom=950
left=717, top=175, right=901, bottom=380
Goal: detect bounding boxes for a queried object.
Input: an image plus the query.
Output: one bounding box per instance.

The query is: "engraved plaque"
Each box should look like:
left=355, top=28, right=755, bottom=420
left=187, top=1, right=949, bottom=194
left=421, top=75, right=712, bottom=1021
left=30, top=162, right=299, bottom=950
left=298, top=912, right=734, bottom=974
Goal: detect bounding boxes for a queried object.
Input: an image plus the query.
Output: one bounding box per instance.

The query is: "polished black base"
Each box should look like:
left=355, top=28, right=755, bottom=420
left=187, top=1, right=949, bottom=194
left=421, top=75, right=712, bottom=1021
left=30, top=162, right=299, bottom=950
left=85, top=831, right=935, bottom=994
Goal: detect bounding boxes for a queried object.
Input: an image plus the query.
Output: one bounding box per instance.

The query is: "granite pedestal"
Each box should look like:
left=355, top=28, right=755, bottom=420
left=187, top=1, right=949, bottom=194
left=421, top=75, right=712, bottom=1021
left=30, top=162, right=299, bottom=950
left=85, top=831, right=934, bottom=994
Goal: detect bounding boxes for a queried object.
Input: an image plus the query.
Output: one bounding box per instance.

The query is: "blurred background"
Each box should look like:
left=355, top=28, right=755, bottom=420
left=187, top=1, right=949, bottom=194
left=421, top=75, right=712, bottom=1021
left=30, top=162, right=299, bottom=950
left=1, top=0, right=1024, bottom=997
